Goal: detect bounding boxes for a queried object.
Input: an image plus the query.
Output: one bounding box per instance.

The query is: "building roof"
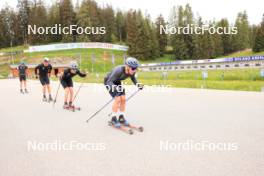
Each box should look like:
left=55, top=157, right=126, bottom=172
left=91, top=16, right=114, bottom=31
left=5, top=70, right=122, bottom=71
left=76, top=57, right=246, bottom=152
left=10, top=64, right=69, bottom=69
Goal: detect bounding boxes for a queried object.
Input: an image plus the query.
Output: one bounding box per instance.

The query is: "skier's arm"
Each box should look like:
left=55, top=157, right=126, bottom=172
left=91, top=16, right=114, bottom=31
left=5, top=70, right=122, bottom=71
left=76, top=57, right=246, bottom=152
left=130, top=74, right=138, bottom=85
left=60, top=69, right=68, bottom=79
left=48, top=65, right=52, bottom=77
left=77, top=70, right=87, bottom=77
left=131, top=74, right=144, bottom=90
left=34, top=65, right=39, bottom=76
left=26, top=66, right=29, bottom=78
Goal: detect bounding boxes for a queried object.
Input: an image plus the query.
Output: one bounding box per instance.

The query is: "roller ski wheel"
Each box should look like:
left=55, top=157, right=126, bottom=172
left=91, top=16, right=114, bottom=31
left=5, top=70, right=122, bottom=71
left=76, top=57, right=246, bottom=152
left=63, top=105, right=80, bottom=112
left=108, top=121, right=133, bottom=135
left=63, top=105, right=75, bottom=112
left=72, top=106, right=81, bottom=111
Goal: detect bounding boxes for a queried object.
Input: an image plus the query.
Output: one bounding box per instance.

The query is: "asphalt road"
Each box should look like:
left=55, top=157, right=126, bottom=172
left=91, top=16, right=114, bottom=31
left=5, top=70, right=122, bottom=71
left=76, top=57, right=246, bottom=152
left=0, top=79, right=263, bottom=176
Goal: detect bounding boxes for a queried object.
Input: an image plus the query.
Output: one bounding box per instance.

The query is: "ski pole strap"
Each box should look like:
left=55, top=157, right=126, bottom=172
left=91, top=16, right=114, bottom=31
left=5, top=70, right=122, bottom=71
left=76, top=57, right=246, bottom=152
left=86, top=98, right=114, bottom=123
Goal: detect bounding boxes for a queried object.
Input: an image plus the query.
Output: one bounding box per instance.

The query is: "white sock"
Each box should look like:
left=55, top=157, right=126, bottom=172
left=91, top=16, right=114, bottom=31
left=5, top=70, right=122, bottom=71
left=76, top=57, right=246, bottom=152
left=119, top=112, right=125, bottom=117
left=111, top=112, right=117, bottom=117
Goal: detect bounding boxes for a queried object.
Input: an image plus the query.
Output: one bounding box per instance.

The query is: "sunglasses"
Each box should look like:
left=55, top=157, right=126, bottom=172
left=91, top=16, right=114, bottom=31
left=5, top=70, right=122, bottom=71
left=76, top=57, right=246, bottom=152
left=130, top=67, right=137, bottom=71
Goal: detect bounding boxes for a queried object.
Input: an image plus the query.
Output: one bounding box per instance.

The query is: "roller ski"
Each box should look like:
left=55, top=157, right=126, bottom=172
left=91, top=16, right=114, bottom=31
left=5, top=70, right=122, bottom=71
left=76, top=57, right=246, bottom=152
left=63, top=104, right=81, bottom=112
left=118, top=115, right=144, bottom=132
left=42, top=96, right=48, bottom=102
left=108, top=117, right=133, bottom=135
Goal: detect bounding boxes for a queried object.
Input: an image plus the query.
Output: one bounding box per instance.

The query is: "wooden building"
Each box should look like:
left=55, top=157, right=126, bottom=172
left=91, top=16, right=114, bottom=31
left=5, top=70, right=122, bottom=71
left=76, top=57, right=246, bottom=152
left=9, top=64, right=69, bottom=78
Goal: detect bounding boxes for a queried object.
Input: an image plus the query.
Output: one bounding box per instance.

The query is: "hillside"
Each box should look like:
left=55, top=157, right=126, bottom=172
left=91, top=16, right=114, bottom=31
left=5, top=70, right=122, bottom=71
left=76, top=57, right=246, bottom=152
left=0, top=46, right=264, bottom=91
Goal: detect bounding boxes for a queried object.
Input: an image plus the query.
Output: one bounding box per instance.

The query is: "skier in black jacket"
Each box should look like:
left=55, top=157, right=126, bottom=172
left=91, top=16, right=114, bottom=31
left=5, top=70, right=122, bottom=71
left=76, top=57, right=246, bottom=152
left=17, top=61, right=29, bottom=93
left=60, top=61, right=87, bottom=109
left=104, top=57, right=143, bottom=127
left=35, top=57, right=53, bottom=101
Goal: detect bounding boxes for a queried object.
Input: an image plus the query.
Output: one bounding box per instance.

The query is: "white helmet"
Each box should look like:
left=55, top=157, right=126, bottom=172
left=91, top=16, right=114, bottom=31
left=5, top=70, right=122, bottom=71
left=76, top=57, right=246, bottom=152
left=125, top=57, right=139, bottom=69
left=44, top=57, right=49, bottom=62
left=70, top=61, right=78, bottom=70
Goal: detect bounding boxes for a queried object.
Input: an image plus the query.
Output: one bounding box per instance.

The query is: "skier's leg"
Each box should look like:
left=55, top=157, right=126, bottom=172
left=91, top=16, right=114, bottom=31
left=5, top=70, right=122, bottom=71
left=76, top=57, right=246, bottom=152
left=24, top=80, right=28, bottom=92
left=47, top=84, right=51, bottom=94
left=24, top=80, right=26, bottom=89
left=112, top=96, right=121, bottom=113
left=64, top=87, right=69, bottom=107
left=43, top=85, right=46, bottom=98
left=119, top=95, right=129, bottom=125
left=20, top=79, right=23, bottom=93
left=47, top=84, right=53, bottom=101
left=111, top=96, right=121, bottom=127
left=69, top=87, right=74, bottom=107
left=120, top=95, right=126, bottom=112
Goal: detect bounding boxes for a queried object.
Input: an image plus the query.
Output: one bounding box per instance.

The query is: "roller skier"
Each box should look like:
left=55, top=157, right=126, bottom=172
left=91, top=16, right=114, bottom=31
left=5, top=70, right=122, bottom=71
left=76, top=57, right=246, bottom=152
left=60, top=61, right=87, bottom=110
left=35, top=57, right=53, bottom=102
left=104, top=57, right=143, bottom=128
left=17, top=61, right=29, bottom=93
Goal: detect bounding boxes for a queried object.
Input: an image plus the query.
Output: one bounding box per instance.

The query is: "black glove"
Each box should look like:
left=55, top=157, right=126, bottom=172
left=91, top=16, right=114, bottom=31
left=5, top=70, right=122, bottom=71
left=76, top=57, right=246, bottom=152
left=35, top=75, right=39, bottom=79
left=137, top=83, right=144, bottom=90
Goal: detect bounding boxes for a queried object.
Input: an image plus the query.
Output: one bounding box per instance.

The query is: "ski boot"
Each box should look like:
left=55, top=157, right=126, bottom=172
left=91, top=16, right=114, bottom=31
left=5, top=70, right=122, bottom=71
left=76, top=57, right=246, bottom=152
left=42, top=95, right=48, bottom=102
left=24, top=89, right=29, bottom=93
left=20, top=89, right=24, bottom=94
left=111, top=116, right=121, bottom=128
left=48, top=95, right=53, bottom=102
left=118, top=115, right=130, bottom=126
left=63, top=102, right=69, bottom=109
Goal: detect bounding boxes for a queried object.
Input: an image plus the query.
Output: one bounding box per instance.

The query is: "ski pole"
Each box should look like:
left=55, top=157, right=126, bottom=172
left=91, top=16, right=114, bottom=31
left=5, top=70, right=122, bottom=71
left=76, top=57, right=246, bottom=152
left=126, top=89, right=140, bottom=102
left=107, top=89, right=140, bottom=117
left=72, top=83, right=83, bottom=103
left=86, top=98, right=114, bottom=123
left=53, top=81, right=61, bottom=108
left=87, top=89, right=140, bottom=123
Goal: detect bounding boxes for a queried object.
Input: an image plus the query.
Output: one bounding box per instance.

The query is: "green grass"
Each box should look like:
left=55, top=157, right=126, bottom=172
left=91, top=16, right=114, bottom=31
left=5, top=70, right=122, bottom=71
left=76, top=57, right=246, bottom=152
left=0, top=45, right=28, bottom=52
left=217, top=49, right=264, bottom=58
left=1, top=45, right=264, bottom=91
left=136, top=69, right=264, bottom=92
left=0, top=64, right=9, bottom=78
left=69, top=69, right=264, bottom=92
